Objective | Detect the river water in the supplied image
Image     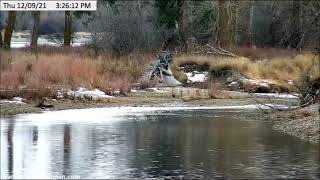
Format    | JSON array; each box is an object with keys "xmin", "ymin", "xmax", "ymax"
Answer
[{"xmin": 1, "ymin": 107, "xmax": 319, "ymax": 179}]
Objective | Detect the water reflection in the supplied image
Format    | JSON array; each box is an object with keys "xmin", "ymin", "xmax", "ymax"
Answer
[
  {"xmin": 32, "ymin": 127, "xmax": 38, "ymax": 145},
  {"xmin": 1, "ymin": 109, "xmax": 319, "ymax": 179},
  {"xmin": 7, "ymin": 120, "xmax": 14, "ymax": 178},
  {"xmin": 63, "ymin": 125, "xmax": 71, "ymax": 177}
]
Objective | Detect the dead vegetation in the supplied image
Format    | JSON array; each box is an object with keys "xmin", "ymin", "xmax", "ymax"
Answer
[
  {"xmin": 0, "ymin": 48, "xmax": 153, "ymax": 99},
  {"xmin": 207, "ymin": 81, "xmax": 228, "ymax": 99},
  {"xmin": 175, "ymin": 52, "xmax": 319, "ymax": 93},
  {"xmin": 1, "ymin": 47, "xmax": 318, "ymax": 102}
]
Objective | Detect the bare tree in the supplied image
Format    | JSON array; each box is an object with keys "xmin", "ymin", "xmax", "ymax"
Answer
[
  {"xmin": 217, "ymin": 0, "xmax": 236, "ymax": 49},
  {"xmin": 0, "ymin": 16, "xmax": 3, "ymax": 47},
  {"xmin": 30, "ymin": 11, "xmax": 40, "ymax": 48},
  {"xmin": 4, "ymin": 11, "xmax": 16, "ymax": 48},
  {"xmin": 64, "ymin": 11, "xmax": 72, "ymax": 47},
  {"xmin": 179, "ymin": 1, "xmax": 192, "ymax": 51},
  {"xmin": 86, "ymin": 1, "xmax": 160, "ymax": 55},
  {"xmin": 241, "ymin": 0, "xmax": 254, "ymax": 46}
]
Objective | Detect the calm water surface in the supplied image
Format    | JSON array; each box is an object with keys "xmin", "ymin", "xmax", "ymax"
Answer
[{"xmin": 1, "ymin": 107, "xmax": 319, "ymax": 179}]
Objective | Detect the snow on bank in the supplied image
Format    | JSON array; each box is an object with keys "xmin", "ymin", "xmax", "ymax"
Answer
[
  {"xmin": 185, "ymin": 71, "xmax": 208, "ymax": 83},
  {"xmin": 145, "ymin": 88, "xmax": 169, "ymax": 93},
  {"xmin": 0, "ymin": 97, "xmax": 26, "ymax": 104},
  {"xmin": 131, "ymin": 88, "xmax": 174, "ymax": 93},
  {"xmin": 66, "ymin": 87, "xmax": 114, "ymax": 99},
  {"xmin": 252, "ymin": 93, "xmax": 299, "ymax": 99},
  {"xmin": 227, "ymin": 76, "xmax": 275, "ymax": 89}
]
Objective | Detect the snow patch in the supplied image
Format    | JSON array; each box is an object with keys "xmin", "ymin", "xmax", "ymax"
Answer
[
  {"xmin": 67, "ymin": 87, "xmax": 114, "ymax": 99},
  {"xmin": 288, "ymin": 80, "xmax": 294, "ymax": 85},
  {"xmin": 252, "ymin": 93, "xmax": 299, "ymax": 99},
  {"xmin": 244, "ymin": 78, "xmax": 273, "ymax": 88},
  {"xmin": 186, "ymin": 71, "xmax": 208, "ymax": 83},
  {"xmin": 0, "ymin": 97, "xmax": 26, "ymax": 104}
]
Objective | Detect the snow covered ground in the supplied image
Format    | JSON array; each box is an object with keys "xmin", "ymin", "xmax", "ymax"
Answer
[
  {"xmin": 66, "ymin": 87, "xmax": 114, "ymax": 99},
  {"xmin": 10, "ymin": 34, "xmax": 91, "ymax": 48},
  {"xmin": 252, "ymin": 93, "xmax": 299, "ymax": 99},
  {"xmin": 0, "ymin": 97, "xmax": 26, "ymax": 104},
  {"xmin": 185, "ymin": 71, "xmax": 208, "ymax": 83}
]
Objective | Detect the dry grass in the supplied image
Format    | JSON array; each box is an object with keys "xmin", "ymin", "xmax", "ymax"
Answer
[
  {"xmin": 207, "ymin": 81, "xmax": 228, "ymax": 99},
  {"xmin": 175, "ymin": 53, "xmax": 319, "ymax": 92},
  {"xmin": 234, "ymin": 47, "xmax": 300, "ymax": 60},
  {"xmin": 172, "ymin": 65, "xmax": 188, "ymax": 84},
  {"xmin": 1, "ymin": 47, "xmax": 318, "ymax": 99},
  {"xmin": 0, "ymin": 49, "xmax": 153, "ymax": 99}
]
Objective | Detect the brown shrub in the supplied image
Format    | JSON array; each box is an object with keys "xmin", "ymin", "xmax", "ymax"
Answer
[
  {"xmin": 207, "ymin": 81, "xmax": 227, "ymax": 99},
  {"xmin": 0, "ymin": 49, "xmax": 154, "ymax": 99},
  {"xmin": 135, "ymin": 78, "xmax": 158, "ymax": 90},
  {"xmin": 0, "ymin": 70, "xmax": 20, "ymax": 90},
  {"xmin": 172, "ymin": 66, "xmax": 188, "ymax": 84},
  {"xmin": 234, "ymin": 47, "xmax": 301, "ymax": 60}
]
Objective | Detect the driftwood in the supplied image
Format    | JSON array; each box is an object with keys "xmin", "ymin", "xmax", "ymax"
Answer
[
  {"xmin": 296, "ymin": 55, "xmax": 320, "ymax": 107},
  {"xmin": 194, "ymin": 44, "xmax": 238, "ymax": 58},
  {"xmin": 144, "ymin": 51, "xmax": 182, "ymax": 86}
]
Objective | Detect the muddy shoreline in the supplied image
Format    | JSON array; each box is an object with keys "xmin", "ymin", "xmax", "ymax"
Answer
[{"xmin": 0, "ymin": 89, "xmax": 297, "ymax": 116}]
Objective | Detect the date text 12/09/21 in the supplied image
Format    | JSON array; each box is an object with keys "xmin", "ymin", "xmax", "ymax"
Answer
[{"xmin": 0, "ymin": 0, "xmax": 97, "ymax": 11}]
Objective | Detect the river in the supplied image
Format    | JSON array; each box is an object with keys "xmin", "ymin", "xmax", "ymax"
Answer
[{"xmin": 1, "ymin": 107, "xmax": 319, "ymax": 179}]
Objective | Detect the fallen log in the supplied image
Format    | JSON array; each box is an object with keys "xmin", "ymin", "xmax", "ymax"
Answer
[{"xmin": 205, "ymin": 44, "xmax": 238, "ymax": 58}]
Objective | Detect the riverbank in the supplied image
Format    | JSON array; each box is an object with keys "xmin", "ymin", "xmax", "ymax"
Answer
[
  {"xmin": 0, "ymin": 88, "xmax": 298, "ymax": 116},
  {"xmin": 269, "ymin": 104, "xmax": 319, "ymax": 144}
]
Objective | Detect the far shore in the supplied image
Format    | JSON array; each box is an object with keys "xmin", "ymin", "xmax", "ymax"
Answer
[{"xmin": 0, "ymin": 88, "xmax": 298, "ymax": 116}]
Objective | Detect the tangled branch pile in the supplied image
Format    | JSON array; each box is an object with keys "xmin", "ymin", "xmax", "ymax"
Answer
[{"xmin": 144, "ymin": 51, "xmax": 182, "ymax": 87}]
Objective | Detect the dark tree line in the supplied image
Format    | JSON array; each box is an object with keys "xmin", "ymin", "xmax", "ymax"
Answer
[{"xmin": 0, "ymin": 0, "xmax": 319, "ymax": 51}]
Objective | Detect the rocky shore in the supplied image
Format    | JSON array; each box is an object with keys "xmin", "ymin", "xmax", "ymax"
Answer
[{"xmin": 270, "ymin": 104, "xmax": 319, "ymax": 144}]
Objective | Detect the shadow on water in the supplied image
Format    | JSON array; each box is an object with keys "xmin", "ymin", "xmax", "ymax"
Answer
[{"xmin": 0, "ymin": 109, "xmax": 319, "ymax": 179}]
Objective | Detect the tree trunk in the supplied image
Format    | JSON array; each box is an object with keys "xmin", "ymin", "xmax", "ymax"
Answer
[
  {"xmin": 218, "ymin": 0, "xmax": 235, "ymax": 49},
  {"xmin": 4, "ymin": 11, "xmax": 17, "ymax": 48},
  {"xmin": 242, "ymin": 0, "xmax": 253, "ymax": 46},
  {"xmin": 231, "ymin": 1, "xmax": 238, "ymax": 46},
  {"xmin": 64, "ymin": 11, "xmax": 72, "ymax": 47},
  {"xmin": 289, "ymin": 0, "xmax": 303, "ymax": 49},
  {"xmin": 30, "ymin": 11, "xmax": 40, "ymax": 48},
  {"xmin": 179, "ymin": 1, "xmax": 192, "ymax": 51},
  {"xmin": 0, "ymin": 31, "xmax": 3, "ymax": 48},
  {"xmin": 0, "ymin": 20, "xmax": 2, "ymax": 47},
  {"xmin": 249, "ymin": 1, "xmax": 254, "ymax": 42}
]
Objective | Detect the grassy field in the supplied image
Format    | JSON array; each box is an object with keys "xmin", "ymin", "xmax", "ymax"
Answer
[{"xmin": 0, "ymin": 47, "xmax": 319, "ymax": 99}]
